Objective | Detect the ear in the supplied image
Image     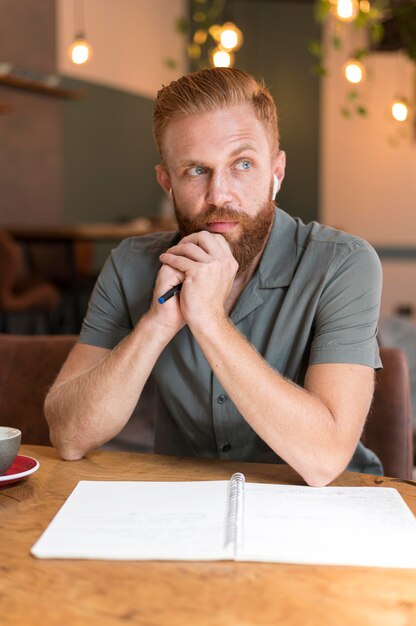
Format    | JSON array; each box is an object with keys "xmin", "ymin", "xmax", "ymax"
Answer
[
  {"xmin": 273, "ymin": 150, "xmax": 286, "ymax": 187},
  {"xmin": 155, "ymin": 164, "xmax": 171, "ymax": 195}
]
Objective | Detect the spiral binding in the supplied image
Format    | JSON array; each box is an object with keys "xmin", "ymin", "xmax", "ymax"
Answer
[{"xmin": 225, "ymin": 472, "xmax": 245, "ymax": 552}]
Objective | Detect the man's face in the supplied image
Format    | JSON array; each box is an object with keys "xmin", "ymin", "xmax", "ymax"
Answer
[{"xmin": 156, "ymin": 103, "xmax": 285, "ymax": 272}]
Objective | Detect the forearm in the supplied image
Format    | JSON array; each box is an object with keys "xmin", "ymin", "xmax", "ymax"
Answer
[
  {"xmin": 45, "ymin": 315, "xmax": 172, "ymax": 460},
  {"xmin": 191, "ymin": 316, "xmax": 356, "ymax": 487}
]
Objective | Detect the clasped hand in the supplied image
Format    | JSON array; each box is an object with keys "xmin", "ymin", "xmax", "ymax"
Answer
[{"xmin": 153, "ymin": 230, "xmax": 238, "ymax": 333}]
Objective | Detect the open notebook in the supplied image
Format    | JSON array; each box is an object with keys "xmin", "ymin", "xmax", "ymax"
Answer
[{"xmin": 31, "ymin": 473, "xmax": 416, "ymax": 568}]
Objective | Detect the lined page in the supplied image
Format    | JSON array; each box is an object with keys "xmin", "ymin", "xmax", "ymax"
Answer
[
  {"xmin": 237, "ymin": 484, "xmax": 416, "ymax": 568},
  {"xmin": 31, "ymin": 480, "xmax": 233, "ymax": 560}
]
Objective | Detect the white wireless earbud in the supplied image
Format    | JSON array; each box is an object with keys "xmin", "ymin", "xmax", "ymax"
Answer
[
  {"xmin": 168, "ymin": 188, "xmax": 173, "ymax": 200},
  {"xmin": 272, "ymin": 174, "xmax": 280, "ymax": 199}
]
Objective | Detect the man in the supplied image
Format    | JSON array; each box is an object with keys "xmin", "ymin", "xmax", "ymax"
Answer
[{"xmin": 45, "ymin": 68, "xmax": 382, "ymax": 486}]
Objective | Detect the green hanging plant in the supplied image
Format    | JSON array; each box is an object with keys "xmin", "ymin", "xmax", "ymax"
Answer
[{"xmin": 310, "ymin": 0, "xmax": 416, "ymax": 126}]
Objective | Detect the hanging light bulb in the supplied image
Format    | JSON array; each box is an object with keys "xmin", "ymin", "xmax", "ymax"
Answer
[
  {"xmin": 344, "ymin": 59, "xmax": 365, "ymax": 83},
  {"xmin": 211, "ymin": 47, "xmax": 234, "ymax": 68},
  {"xmin": 68, "ymin": 0, "xmax": 92, "ymax": 65},
  {"xmin": 193, "ymin": 29, "xmax": 208, "ymax": 45},
  {"xmin": 332, "ymin": 0, "xmax": 359, "ymax": 22},
  {"xmin": 359, "ymin": 0, "xmax": 371, "ymax": 13},
  {"xmin": 219, "ymin": 22, "xmax": 243, "ymax": 51},
  {"xmin": 69, "ymin": 35, "xmax": 92, "ymax": 65},
  {"xmin": 391, "ymin": 99, "xmax": 409, "ymax": 122},
  {"xmin": 208, "ymin": 24, "xmax": 223, "ymax": 43}
]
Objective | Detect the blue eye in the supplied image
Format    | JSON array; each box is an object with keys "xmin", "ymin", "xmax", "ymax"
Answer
[
  {"xmin": 235, "ymin": 160, "xmax": 252, "ymax": 171},
  {"xmin": 187, "ymin": 165, "xmax": 207, "ymax": 176}
]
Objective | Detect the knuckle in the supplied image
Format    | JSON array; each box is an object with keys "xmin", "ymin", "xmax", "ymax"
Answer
[{"xmin": 198, "ymin": 231, "xmax": 211, "ymax": 243}]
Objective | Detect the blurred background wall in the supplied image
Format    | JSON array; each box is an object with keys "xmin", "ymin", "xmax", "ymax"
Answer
[
  {"xmin": 0, "ymin": 0, "xmax": 63, "ymax": 225},
  {"xmin": 0, "ymin": 0, "xmax": 186, "ymax": 226},
  {"xmin": 321, "ymin": 19, "xmax": 416, "ymax": 318},
  {"xmin": 0, "ymin": 0, "xmax": 415, "ymax": 318}
]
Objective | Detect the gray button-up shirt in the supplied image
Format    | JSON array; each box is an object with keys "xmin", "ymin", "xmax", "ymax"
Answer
[{"xmin": 80, "ymin": 208, "xmax": 383, "ymax": 474}]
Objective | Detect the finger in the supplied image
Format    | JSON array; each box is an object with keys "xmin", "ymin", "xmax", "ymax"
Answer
[
  {"xmin": 159, "ymin": 252, "xmax": 197, "ymax": 275},
  {"xmin": 156, "ymin": 265, "xmax": 185, "ymax": 288},
  {"xmin": 162, "ymin": 242, "xmax": 210, "ymax": 263},
  {"xmin": 180, "ymin": 230, "xmax": 231, "ymax": 256}
]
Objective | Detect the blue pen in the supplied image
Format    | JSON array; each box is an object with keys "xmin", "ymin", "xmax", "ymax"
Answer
[{"xmin": 158, "ymin": 284, "xmax": 182, "ymax": 304}]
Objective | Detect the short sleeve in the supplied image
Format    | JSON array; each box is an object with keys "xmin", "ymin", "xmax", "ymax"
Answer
[
  {"xmin": 309, "ymin": 241, "xmax": 382, "ymax": 368},
  {"xmin": 79, "ymin": 247, "xmax": 132, "ymax": 349},
  {"xmin": 78, "ymin": 231, "xmax": 178, "ymax": 350}
]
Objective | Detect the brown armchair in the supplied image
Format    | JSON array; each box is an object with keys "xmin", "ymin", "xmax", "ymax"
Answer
[
  {"xmin": 0, "ymin": 334, "xmax": 77, "ymax": 445},
  {"xmin": 361, "ymin": 347, "xmax": 414, "ymax": 479},
  {"xmin": 0, "ymin": 337, "xmax": 413, "ymax": 477},
  {"xmin": 0, "ymin": 333, "xmax": 155, "ymax": 454}
]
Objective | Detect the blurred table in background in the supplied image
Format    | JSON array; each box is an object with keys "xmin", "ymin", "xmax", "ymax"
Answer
[
  {"xmin": 7, "ymin": 217, "xmax": 177, "ymax": 243},
  {"xmin": 6, "ymin": 218, "xmax": 177, "ymax": 332}
]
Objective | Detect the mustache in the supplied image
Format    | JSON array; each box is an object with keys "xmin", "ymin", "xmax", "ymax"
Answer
[{"xmin": 178, "ymin": 206, "xmax": 246, "ymax": 231}]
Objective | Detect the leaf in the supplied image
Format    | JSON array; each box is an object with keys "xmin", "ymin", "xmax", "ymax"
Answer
[
  {"xmin": 347, "ymin": 90, "xmax": 359, "ymax": 101},
  {"xmin": 367, "ymin": 7, "xmax": 383, "ymax": 22},
  {"xmin": 370, "ymin": 23, "xmax": 384, "ymax": 45},
  {"xmin": 308, "ymin": 39, "xmax": 323, "ymax": 57},
  {"xmin": 315, "ymin": 0, "xmax": 331, "ymax": 23},
  {"xmin": 356, "ymin": 105, "xmax": 367, "ymax": 116},
  {"xmin": 175, "ymin": 16, "xmax": 188, "ymax": 34},
  {"xmin": 311, "ymin": 63, "xmax": 327, "ymax": 77},
  {"xmin": 331, "ymin": 34, "xmax": 342, "ymax": 50},
  {"xmin": 353, "ymin": 47, "xmax": 369, "ymax": 60},
  {"xmin": 163, "ymin": 58, "xmax": 178, "ymax": 70},
  {"xmin": 354, "ymin": 12, "xmax": 369, "ymax": 29},
  {"xmin": 187, "ymin": 43, "xmax": 201, "ymax": 60}
]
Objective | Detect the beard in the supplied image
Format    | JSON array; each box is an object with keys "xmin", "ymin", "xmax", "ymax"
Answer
[{"xmin": 173, "ymin": 195, "xmax": 275, "ymax": 275}]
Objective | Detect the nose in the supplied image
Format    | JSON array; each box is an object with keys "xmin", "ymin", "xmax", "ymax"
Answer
[{"xmin": 205, "ymin": 171, "xmax": 234, "ymax": 207}]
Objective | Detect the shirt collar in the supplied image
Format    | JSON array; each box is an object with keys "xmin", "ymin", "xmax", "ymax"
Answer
[{"xmin": 257, "ymin": 207, "xmax": 297, "ymax": 288}]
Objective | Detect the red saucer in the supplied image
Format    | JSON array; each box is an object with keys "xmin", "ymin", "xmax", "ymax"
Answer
[{"xmin": 0, "ymin": 455, "xmax": 40, "ymax": 487}]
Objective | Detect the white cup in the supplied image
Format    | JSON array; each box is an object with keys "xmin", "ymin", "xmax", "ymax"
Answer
[{"xmin": 0, "ymin": 427, "xmax": 22, "ymax": 474}]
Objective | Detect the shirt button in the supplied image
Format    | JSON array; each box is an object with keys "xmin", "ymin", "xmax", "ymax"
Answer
[
  {"xmin": 217, "ymin": 394, "xmax": 226, "ymax": 404},
  {"xmin": 222, "ymin": 443, "xmax": 232, "ymax": 452}
]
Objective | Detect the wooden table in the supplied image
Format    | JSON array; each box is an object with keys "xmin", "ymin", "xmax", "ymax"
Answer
[{"xmin": 1, "ymin": 445, "xmax": 416, "ymax": 626}]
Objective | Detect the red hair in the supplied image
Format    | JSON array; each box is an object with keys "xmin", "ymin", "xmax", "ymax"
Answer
[{"xmin": 153, "ymin": 67, "xmax": 279, "ymax": 161}]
